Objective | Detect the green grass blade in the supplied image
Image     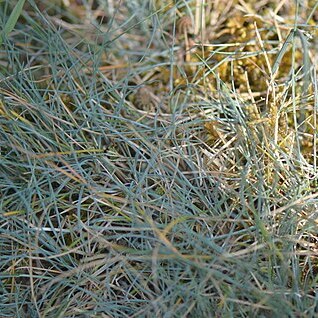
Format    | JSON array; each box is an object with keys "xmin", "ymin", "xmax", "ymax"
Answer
[
  {"xmin": 271, "ymin": 30, "xmax": 294, "ymax": 76},
  {"xmin": 0, "ymin": 0, "xmax": 26, "ymax": 45}
]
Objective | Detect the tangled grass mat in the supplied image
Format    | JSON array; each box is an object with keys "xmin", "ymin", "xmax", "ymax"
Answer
[{"xmin": 1, "ymin": 1, "xmax": 318, "ymax": 317}]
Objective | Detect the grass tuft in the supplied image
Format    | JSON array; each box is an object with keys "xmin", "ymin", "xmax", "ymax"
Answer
[{"xmin": 1, "ymin": 0, "xmax": 318, "ymax": 317}]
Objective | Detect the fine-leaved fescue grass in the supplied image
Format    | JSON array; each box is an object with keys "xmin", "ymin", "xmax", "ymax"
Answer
[{"xmin": 1, "ymin": 0, "xmax": 318, "ymax": 317}]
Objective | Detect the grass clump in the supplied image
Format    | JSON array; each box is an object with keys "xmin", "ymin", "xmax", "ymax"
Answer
[{"xmin": 1, "ymin": 0, "xmax": 318, "ymax": 317}]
